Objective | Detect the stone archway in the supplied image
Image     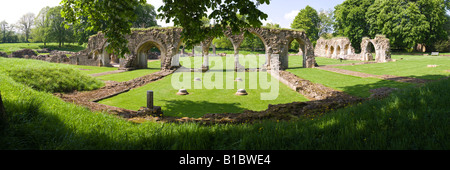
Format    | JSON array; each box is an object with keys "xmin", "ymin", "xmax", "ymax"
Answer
[
  {"xmin": 329, "ymin": 46, "xmax": 335, "ymax": 58},
  {"xmin": 336, "ymin": 45, "xmax": 341, "ymax": 59},
  {"xmin": 80, "ymin": 27, "xmax": 315, "ymax": 71},
  {"xmin": 344, "ymin": 44, "xmax": 350, "ymax": 55},
  {"xmin": 360, "ymin": 36, "xmax": 391, "ymax": 62},
  {"xmin": 134, "ymin": 40, "xmax": 167, "ymax": 69}
]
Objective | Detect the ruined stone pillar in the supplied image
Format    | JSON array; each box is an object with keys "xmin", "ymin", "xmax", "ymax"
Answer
[
  {"xmin": 280, "ymin": 44, "xmax": 290, "ymax": 70},
  {"xmin": 201, "ymin": 42, "xmax": 210, "ymax": 71},
  {"xmin": 147, "ymin": 90, "xmax": 154, "ymax": 109},
  {"xmin": 101, "ymin": 50, "xmax": 112, "ymax": 67}
]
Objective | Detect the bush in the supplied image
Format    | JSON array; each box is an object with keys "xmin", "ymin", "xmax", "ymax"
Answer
[{"xmin": 434, "ymin": 40, "xmax": 450, "ymax": 52}]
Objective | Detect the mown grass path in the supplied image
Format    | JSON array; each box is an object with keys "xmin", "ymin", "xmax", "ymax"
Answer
[{"xmin": 317, "ymin": 63, "xmax": 432, "ymax": 84}]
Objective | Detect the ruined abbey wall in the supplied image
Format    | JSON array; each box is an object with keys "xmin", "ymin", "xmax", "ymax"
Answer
[
  {"xmin": 73, "ymin": 27, "xmax": 316, "ymax": 71},
  {"xmin": 314, "ymin": 35, "xmax": 391, "ymax": 62}
]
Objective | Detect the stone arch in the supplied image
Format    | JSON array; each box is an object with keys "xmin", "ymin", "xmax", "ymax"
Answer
[
  {"xmin": 336, "ymin": 45, "xmax": 341, "ymax": 59},
  {"xmin": 134, "ymin": 38, "xmax": 167, "ymax": 69},
  {"xmin": 361, "ymin": 39, "xmax": 375, "ymax": 61},
  {"xmin": 329, "ymin": 46, "xmax": 335, "ymax": 58},
  {"xmin": 286, "ymin": 37, "xmax": 307, "ymax": 68},
  {"xmin": 344, "ymin": 44, "xmax": 350, "ymax": 55},
  {"xmin": 243, "ymin": 30, "xmax": 269, "ymax": 69}
]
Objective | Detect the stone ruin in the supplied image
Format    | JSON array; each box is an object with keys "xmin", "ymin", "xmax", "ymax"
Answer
[
  {"xmin": 314, "ymin": 35, "xmax": 391, "ymax": 62},
  {"xmin": 1, "ymin": 48, "xmax": 77, "ymax": 64},
  {"xmin": 3, "ymin": 27, "xmax": 319, "ymax": 71},
  {"xmin": 78, "ymin": 27, "xmax": 317, "ymax": 71}
]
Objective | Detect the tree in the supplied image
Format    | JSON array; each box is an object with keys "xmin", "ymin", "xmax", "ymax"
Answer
[
  {"xmin": 318, "ymin": 9, "xmax": 334, "ymax": 37},
  {"xmin": 334, "ymin": 0, "xmax": 374, "ymax": 52},
  {"xmin": 158, "ymin": 0, "xmax": 270, "ymax": 48},
  {"xmin": 17, "ymin": 13, "xmax": 35, "ymax": 42},
  {"xmin": 72, "ymin": 16, "xmax": 98, "ymax": 45},
  {"xmin": 365, "ymin": 0, "xmax": 448, "ymax": 51},
  {"xmin": 61, "ymin": 0, "xmax": 269, "ymax": 56},
  {"xmin": 0, "ymin": 21, "xmax": 7, "ymax": 43},
  {"xmin": 212, "ymin": 36, "xmax": 233, "ymax": 49},
  {"xmin": 132, "ymin": 3, "xmax": 158, "ymax": 28},
  {"xmin": 48, "ymin": 6, "xmax": 73, "ymax": 47},
  {"xmin": 32, "ymin": 7, "xmax": 51, "ymax": 46},
  {"xmin": 416, "ymin": 0, "xmax": 448, "ymax": 51},
  {"xmin": 290, "ymin": 5, "xmax": 320, "ymax": 45},
  {"xmin": 61, "ymin": 0, "xmax": 147, "ymax": 56}
]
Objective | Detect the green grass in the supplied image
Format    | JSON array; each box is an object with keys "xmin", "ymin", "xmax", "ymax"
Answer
[
  {"xmin": 0, "ymin": 58, "xmax": 104, "ymax": 93},
  {"xmin": 1, "ymin": 51, "xmax": 449, "ymax": 150},
  {"xmin": 179, "ymin": 55, "xmax": 267, "ymax": 69},
  {"xmin": 71, "ymin": 65, "xmax": 118, "ymax": 75},
  {"xmin": 1, "ymin": 63, "xmax": 449, "ymax": 149},
  {"xmin": 335, "ymin": 55, "xmax": 450, "ymax": 80},
  {"xmin": 95, "ymin": 60, "xmax": 162, "ymax": 82},
  {"xmin": 0, "ymin": 43, "xmax": 86, "ymax": 55},
  {"xmin": 98, "ymin": 71, "xmax": 309, "ymax": 118},
  {"xmin": 288, "ymin": 55, "xmax": 361, "ymax": 68},
  {"xmin": 286, "ymin": 67, "xmax": 414, "ymax": 97}
]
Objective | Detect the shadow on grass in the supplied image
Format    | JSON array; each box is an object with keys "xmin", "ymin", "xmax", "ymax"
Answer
[
  {"xmin": 161, "ymin": 99, "xmax": 246, "ymax": 118},
  {"xmin": 407, "ymin": 74, "xmax": 449, "ymax": 80},
  {"xmin": 341, "ymin": 74, "xmax": 449, "ymax": 98}
]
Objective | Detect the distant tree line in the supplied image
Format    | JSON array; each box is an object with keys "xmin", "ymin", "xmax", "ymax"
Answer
[{"xmin": 0, "ymin": 3, "xmax": 158, "ymax": 47}]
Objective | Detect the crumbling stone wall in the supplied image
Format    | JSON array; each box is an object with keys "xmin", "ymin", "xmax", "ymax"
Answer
[
  {"xmin": 84, "ymin": 27, "xmax": 316, "ymax": 71},
  {"xmin": 315, "ymin": 37, "xmax": 358, "ymax": 60},
  {"xmin": 314, "ymin": 35, "xmax": 391, "ymax": 62},
  {"xmin": 8, "ymin": 49, "xmax": 37, "ymax": 58},
  {"xmin": 360, "ymin": 36, "xmax": 391, "ymax": 62}
]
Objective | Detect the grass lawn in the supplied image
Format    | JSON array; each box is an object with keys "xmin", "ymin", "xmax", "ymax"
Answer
[
  {"xmin": 288, "ymin": 55, "xmax": 361, "ymax": 68},
  {"xmin": 179, "ymin": 55, "xmax": 267, "ymax": 69},
  {"xmin": 72, "ymin": 65, "xmax": 119, "ymax": 75},
  {"xmin": 98, "ymin": 71, "xmax": 309, "ymax": 118},
  {"xmin": 1, "ymin": 53, "xmax": 449, "ymax": 150},
  {"xmin": 1, "ymin": 61, "xmax": 449, "ymax": 149},
  {"xmin": 286, "ymin": 68, "xmax": 414, "ymax": 97},
  {"xmin": 95, "ymin": 60, "xmax": 162, "ymax": 82},
  {"xmin": 335, "ymin": 55, "xmax": 450, "ymax": 80},
  {"xmin": 0, "ymin": 43, "xmax": 86, "ymax": 54}
]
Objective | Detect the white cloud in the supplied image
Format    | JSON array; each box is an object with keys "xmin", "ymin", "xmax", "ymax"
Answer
[{"xmin": 284, "ymin": 10, "xmax": 299, "ymax": 20}]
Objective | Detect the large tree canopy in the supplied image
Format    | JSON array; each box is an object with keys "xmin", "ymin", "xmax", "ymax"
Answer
[
  {"xmin": 132, "ymin": 3, "xmax": 158, "ymax": 28},
  {"xmin": 290, "ymin": 5, "xmax": 320, "ymax": 45},
  {"xmin": 61, "ymin": 0, "xmax": 146, "ymax": 56},
  {"xmin": 335, "ymin": 0, "xmax": 448, "ymax": 52},
  {"xmin": 157, "ymin": 0, "xmax": 269, "ymax": 48},
  {"xmin": 334, "ymin": 0, "xmax": 374, "ymax": 52},
  {"xmin": 62, "ymin": 0, "xmax": 270, "ymax": 56}
]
